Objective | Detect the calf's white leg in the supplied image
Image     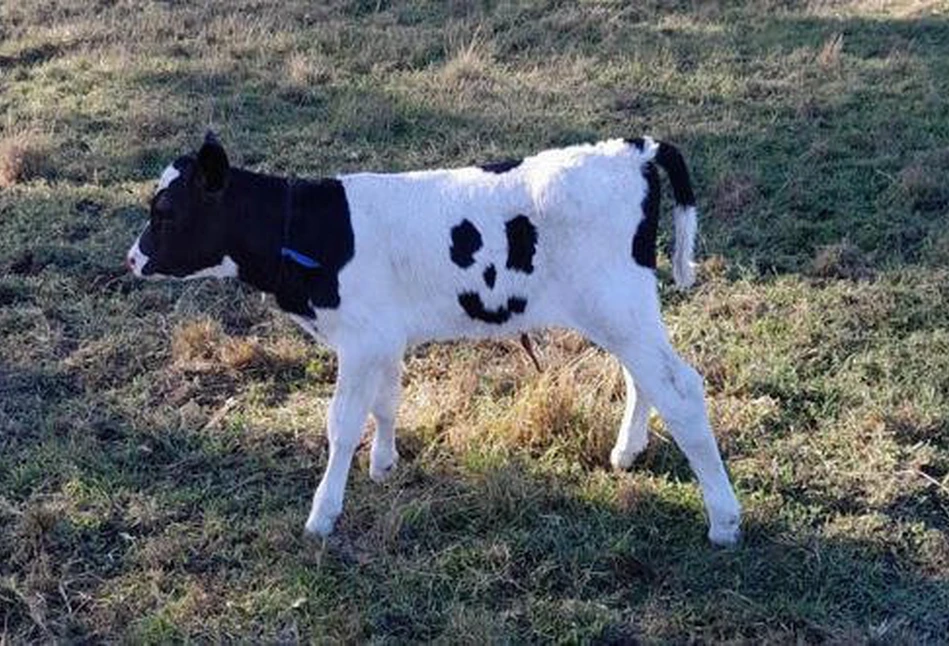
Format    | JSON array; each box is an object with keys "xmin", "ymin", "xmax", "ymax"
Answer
[
  {"xmin": 575, "ymin": 285, "xmax": 741, "ymax": 545},
  {"xmin": 305, "ymin": 346, "xmax": 397, "ymax": 536},
  {"xmin": 628, "ymin": 341, "xmax": 740, "ymax": 545},
  {"xmin": 369, "ymin": 357, "xmax": 403, "ymax": 483},
  {"xmin": 610, "ymin": 368, "xmax": 651, "ymax": 469}
]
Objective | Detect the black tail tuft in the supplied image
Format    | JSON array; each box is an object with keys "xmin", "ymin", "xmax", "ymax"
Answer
[
  {"xmin": 654, "ymin": 141, "xmax": 696, "ymax": 208},
  {"xmin": 627, "ymin": 137, "xmax": 700, "ymax": 289}
]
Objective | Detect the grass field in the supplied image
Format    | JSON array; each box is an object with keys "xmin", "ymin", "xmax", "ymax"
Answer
[{"xmin": 2, "ymin": 0, "xmax": 949, "ymax": 642}]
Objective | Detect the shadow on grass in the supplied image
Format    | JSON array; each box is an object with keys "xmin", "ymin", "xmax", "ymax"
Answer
[
  {"xmin": 3, "ymin": 4, "xmax": 949, "ymax": 642},
  {"xmin": 2, "ymin": 366, "xmax": 947, "ymax": 642}
]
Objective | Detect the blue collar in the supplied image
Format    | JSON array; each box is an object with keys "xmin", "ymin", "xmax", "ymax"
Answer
[{"xmin": 281, "ymin": 246, "xmax": 319, "ymax": 269}]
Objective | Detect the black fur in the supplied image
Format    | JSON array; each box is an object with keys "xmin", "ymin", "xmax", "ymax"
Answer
[
  {"xmin": 483, "ymin": 264, "xmax": 497, "ymax": 289},
  {"xmin": 632, "ymin": 162, "xmax": 660, "ymax": 269},
  {"xmin": 450, "ymin": 219, "xmax": 483, "ymax": 268},
  {"xmin": 139, "ymin": 146, "xmax": 355, "ymax": 319},
  {"xmin": 458, "ymin": 292, "xmax": 527, "ymax": 324},
  {"xmin": 654, "ymin": 141, "xmax": 696, "ymax": 207},
  {"xmin": 504, "ymin": 215, "xmax": 537, "ymax": 274},
  {"xmin": 271, "ymin": 179, "xmax": 354, "ymax": 316},
  {"xmin": 480, "ymin": 159, "xmax": 522, "ymax": 174}
]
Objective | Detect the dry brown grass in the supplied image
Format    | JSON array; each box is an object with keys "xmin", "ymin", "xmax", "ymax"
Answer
[
  {"xmin": 810, "ymin": 241, "xmax": 873, "ymax": 280},
  {"xmin": 818, "ymin": 33, "xmax": 845, "ymax": 68},
  {"xmin": 899, "ymin": 149, "xmax": 949, "ymax": 214},
  {"xmin": 710, "ymin": 173, "xmax": 759, "ymax": 220},
  {"xmin": 171, "ymin": 317, "xmax": 306, "ymax": 374},
  {"xmin": 0, "ymin": 132, "xmax": 51, "ymax": 187},
  {"xmin": 439, "ymin": 27, "xmax": 496, "ymax": 87}
]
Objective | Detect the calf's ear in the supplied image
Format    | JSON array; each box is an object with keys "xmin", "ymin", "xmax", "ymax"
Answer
[{"xmin": 196, "ymin": 131, "xmax": 230, "ymax": 193}]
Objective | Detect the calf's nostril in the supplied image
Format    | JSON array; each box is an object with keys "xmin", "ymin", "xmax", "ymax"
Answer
[{"xmin": 127, "ymin": 256, "xmax": 136, "ymax": 269}]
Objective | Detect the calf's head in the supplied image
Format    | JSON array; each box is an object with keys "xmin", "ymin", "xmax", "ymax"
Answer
[{"xmin": 127, "ymin": 132, "xmax": 237, "ymax": 279}]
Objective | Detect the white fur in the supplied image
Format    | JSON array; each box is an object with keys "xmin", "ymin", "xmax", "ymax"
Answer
[
  {"xmin": 294, "ymin": 138, "xmax": 739, "ymax": 545},
  {"xmin": 158, "ymin": 164, "xmax": 180, "ymax": 190},
  {"xmin": 127, "ymin": 238, "xmax": 150, "ymax": 277},
  {"xmin": 127, "ymin": 237, "xmax": 238, "ymax": 280},
  {"xmin": 673, "ymin": 205, "xmax": 697, "ymax": 289},
  {"xmin": 185, "ymin": 256, "xmax": 239, "ymax": 279}
]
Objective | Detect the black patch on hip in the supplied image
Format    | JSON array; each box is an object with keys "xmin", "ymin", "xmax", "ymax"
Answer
[
  {"xmin": 632, "ymin": 162, "xmax": 660, "ymax": 269},
  {"xmin": 504, "ymin": 215, "xmax": 537, "ymax": 274},
  {"xmin": 480, "ymin": 159, "xmax": 522, "ymax": 174},
  {"xmin": 450, "ymin": 219, "xmax": 482, "ymax": 268},
  {"xmin": 458, "ymin": 292, "xmax": 527, "ymax": 324}
]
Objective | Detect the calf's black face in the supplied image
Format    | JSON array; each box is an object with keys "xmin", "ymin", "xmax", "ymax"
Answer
[{"xmin": 127, "ymin": 134, "xmax": 235, "ymax": 279}]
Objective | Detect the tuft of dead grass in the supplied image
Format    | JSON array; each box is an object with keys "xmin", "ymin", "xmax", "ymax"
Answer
[
  {"xmin": 817, "ymin": 32, "xmax": 844, "ymax": 68},
  {"xmin": 710, "ymin": 173, "xmax": 758, "ymax": 220},
  {"xmin": 285, "ymin": 51, "xmax": 333, "ymax": 87},
  {"xmin": 440, "ymin": 27, "xmax": 496, "ymax": 87},
  {"xmin": 0, "ymin": 132, "xmax": 51, "ymax": 187},
  {"xmin": 810, "ymin": 241, "xmax": 873, "ymax": 281},
  {"xmin": 171, "ymin": 317, "xmax": 306, "ymax": 374},
  {"xmin": 898, "ymin": 149, "xmax": 949, "ymax": 214}
]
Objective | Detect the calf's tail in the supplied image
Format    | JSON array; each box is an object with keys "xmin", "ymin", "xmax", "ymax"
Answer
[{"xmin": 653, "ymin": 140, "xmax": 698, "ymax": 289}]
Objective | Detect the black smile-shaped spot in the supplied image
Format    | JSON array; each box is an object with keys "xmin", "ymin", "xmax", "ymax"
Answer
[{"xmin": 458, "ymin": 292, "xmax": 527, "ymax": 324}]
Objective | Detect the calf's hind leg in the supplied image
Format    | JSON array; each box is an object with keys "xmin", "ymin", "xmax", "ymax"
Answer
[
  {"xmin": 610, "ymin": 368, "xmax": 651, "ymax": 470},
  {"xmin": 620, "ymin": 336, "xmax": 740, "ymax": 545},
  {"xmin": 577, "ymin": 293, "xmax": 740, "ymax": 545}
]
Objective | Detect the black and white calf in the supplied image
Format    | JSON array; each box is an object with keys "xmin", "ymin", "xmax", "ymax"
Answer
[{"xmin": 127, "ymin": 133, "xmax": 741, "ymax": 545}]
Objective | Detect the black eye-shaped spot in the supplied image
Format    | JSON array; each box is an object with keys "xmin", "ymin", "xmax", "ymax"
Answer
[
  {"xmin": 450, "ymin": 219, "xmax": 482, "ymax": 268},
  {"xmin": 505, "ymin": 215, "xmax": 537, "ymax": 274}
]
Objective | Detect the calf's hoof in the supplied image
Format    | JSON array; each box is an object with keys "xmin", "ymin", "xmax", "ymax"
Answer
[
  {"xmin": 304, "ymin": 507, "xmax": 339, "ymax": 537},
  {"xmin": 609, "ymin": 445, "xmax": 645, "ymax": 471},
  {"xmin": 369, "ymin": 449, "xmax": 399, "ymax": 483},
  {"xmin": 708, "ymin": 515, "xmax": 742, "ymax": 547}
]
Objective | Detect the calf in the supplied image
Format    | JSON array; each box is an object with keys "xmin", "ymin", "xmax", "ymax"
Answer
[{"xmin": 127, "ymin": 133, "xmax": 741, "ymax": 545}]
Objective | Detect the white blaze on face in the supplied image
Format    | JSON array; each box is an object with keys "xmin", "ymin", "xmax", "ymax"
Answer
[
  {"xmin": 126, "ymin": 164, "xmax": 180, "ymax": 276},
  {"xmin": 127, "ymin": 234, "xmax": 150, "ymax": 278},
  {"xmin": 158, "ymin": 163, "xmax": 181, "ymax": 191}
]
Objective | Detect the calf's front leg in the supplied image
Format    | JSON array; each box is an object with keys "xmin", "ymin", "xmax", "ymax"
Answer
[
  {"xmin": 305, "ymin": 345, "xmax": 398, "ymax": 536},
  {"xmin": 369, "ymin": 357, "xmax": 403, "ymax": 483}
]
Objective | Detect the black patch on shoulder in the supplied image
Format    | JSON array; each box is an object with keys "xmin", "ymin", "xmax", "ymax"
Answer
[
  {"xmin": 625, "ymin": 137, "xmax": 646, "ymax": 152},
  {"xmin": 483, "ymin": 264, "xmax": 497, "ymax": 289},
  {"xmin": 458, "ymin": 292, "xmax": 528, "ymax": 325},
  {"xmin": 505, "ymin": 215, "xmax": 537, "ymax": 274},
  {"xmin": 273, "ymin": 178, "xmax": 354, "ymax": 316},
  {"xmin": 480, "ymin": 159, "xmax": 522, "ymax": 174},
  {"xmin": 450, "ymin": 219, "xmax": 482, "ymax": 268},
  {"xmin": 632, "ymin": 162, "xmax": 660, "ymax": 269}
]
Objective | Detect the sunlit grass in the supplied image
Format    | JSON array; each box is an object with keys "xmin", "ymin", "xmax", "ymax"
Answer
[{"xmin": 1, "ymin": 0, "xmax": 948, "ymax": 641}]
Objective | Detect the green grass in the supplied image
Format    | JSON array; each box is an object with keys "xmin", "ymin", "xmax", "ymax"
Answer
[{"xmin": 2, "ymin": 0, "xmax": 949, "ymax": 641}]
